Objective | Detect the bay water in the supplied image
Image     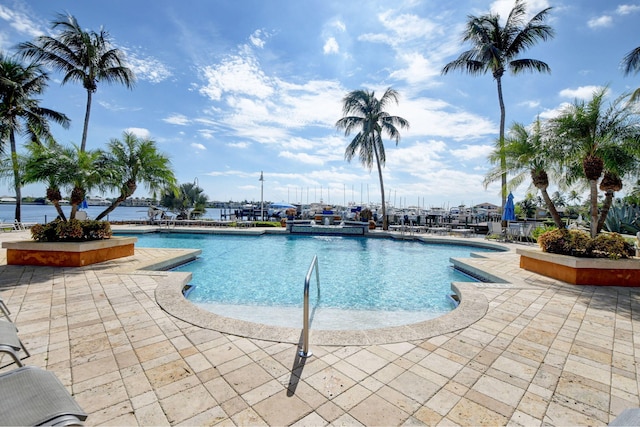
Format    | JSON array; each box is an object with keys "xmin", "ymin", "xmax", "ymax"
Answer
[{"xmin": 0, "ymin": 204, "xmax": 227, "ymax": 224}]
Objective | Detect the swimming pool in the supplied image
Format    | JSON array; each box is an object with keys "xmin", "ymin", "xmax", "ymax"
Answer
[{"xmin": 132, "ymin": 233, "xmax": 495, "ymax": 329}]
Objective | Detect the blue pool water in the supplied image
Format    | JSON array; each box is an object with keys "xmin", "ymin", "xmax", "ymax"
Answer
[{"xmin": 131, "ymin": 233, "xmax": 494, "ymax": 329}]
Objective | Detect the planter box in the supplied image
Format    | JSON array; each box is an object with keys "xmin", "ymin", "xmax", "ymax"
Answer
[
  {"xmin": 517, "ymin": 248, "xmax": 640, "ymax": 286},
  {"xmin": 2, "ymin": 237, "xmax": 137, "ymax": 267}
]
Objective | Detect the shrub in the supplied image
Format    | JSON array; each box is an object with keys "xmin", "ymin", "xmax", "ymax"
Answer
[
  {"xmin": 537, "ymin": 228, "xmax": 572, "ymax": 254},
  {"xmin": 588, "ymin": 233, "xmax": 634, "ymax": 259},
  {"xmin": 30, "ymin": 219, "xmax": 112, "ymax": 242},
  {"xmin": 537, "ymin": 229, "xmax": 634, "ymax": 259}
]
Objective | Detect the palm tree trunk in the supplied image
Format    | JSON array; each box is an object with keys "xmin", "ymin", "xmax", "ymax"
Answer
[
  {"xmin": 373, "ymin": 143, "xmax": 387, "ymax": 230},
  {"xmin": 9, "ymin": 132, "xmax": 21, "ymax": 222},
  {"xmin": 495, "ymin": 76, "xmax": 507, "ymax": 226},
  {"xmin": 52, "ymin": 201, "xmax": 67, "ymax": 221},
  {"xmin": 81, "ymin": 89, "xmax": 93, "ymax": 152},
  {"xmin": 596, "ymin": 190, "xmax": 615, "ymax": 233},
  {"xmin": 589, "ymin": 179, "xmax": 598, "ymax": 238},
  {"xmin": 539, "ymin": 188, "xmax": 564, "ymax": 229},
  {"xmin": 95, "ymin": 197, "xmax": 126, "ymax": 221}
]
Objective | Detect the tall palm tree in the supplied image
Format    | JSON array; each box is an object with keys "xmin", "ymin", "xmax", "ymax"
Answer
[
  {"xmin": 335, "ymin": 88, "xmax": 409, "ymax": 230},
  {"xmin": 17, "ymin": 13, "xmax": 135, "ymax": 152},
  {"xmin": 94, "ymin": 132, "xmax": 177, "ymax": 220},
  {"xmin": 548, "ymin": 88, "xmax": 640, "ymax": 237},
  {"xmin": 484, "ymin": 118, "xmax": 564, "ymax": 228},
  {"xmin": 0, "ymin": 53, "xmax": 70, "ymax": 221},
  {"xmin": 442, "ymin": 0, "xmax": 554, "ymax": 213},
  {"xmin": 622, "ymin": 45, "xmax": 640, "ymax": 102}
]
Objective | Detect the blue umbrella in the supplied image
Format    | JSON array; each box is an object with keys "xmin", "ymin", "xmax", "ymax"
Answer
[
  {"xmin": 502, "ymin": 192, "xmax": 516, "ymax": 221},
  {"xmin": 80, "ymin": 198, "xmax": 88, "ymax": 210}
]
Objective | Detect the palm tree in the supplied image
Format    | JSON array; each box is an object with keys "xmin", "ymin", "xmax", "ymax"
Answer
[
  {"xmin": 17, "ymin": 13, "xmax": 135, "ymax": 152},
  {"xmin": 484, "ymin": 119, "xmax": 564, "ymax": 228},
  {"xmin": 551, "ymin": 191, "xmax": 566, "ymax": 208},
  {"xmin": 94, "ymin": 132, "xmax": 177, "ymax": 220},
  {"xmin": 547, "ymin": 88, "xmax": 640, "ymax": 237},
  {"xmin": 0, "ymin": 53, "xmax": 70, "ymax": 221},
  {"xmin": 621, "ymin": 45, "xmax": 640, "ymax": 102},
  {"xmin": 567, "ymin": 189, "xmax": 582, "ymax": 205},
  {"xmin": 160, "ymin": 182, "xmax": 207, "ymax": 220},
  {"xmin": 442, "ymin": 0, "xmax": 554, "ymax": 213},
  {"xmin": 23, "ymin": 140, "xmax": 104, "ymax": 220},
  {"xmin": 335, "ymin": 88, "xmax": 409, "ymax": 230},
  {"xmin": 517, "ymin": 193, "xmax": 537, "ymax": 219}
]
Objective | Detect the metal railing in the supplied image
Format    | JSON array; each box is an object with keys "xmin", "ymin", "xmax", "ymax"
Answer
[{"xmin": 299, "ymin": 255, "xmax": 320, "ymax": 358}]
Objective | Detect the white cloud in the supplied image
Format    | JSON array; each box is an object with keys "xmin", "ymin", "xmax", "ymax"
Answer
[
  {"xmin": 97, "ymin": 100, "xmax": 129, "ymax": 111},
  {"xmin": 450, "ymin": 144, "xmax": 493, "ymax": 161},
  {"xmin": 332, "ymin": 20, "xmax": 346, "ymax": 32},
  {"xmin": 125, "ymin": 127, "xmax": 151, "ymax": 139},
  {"xmin": 559, "ymin": 85, "xmax": 606, "ymax": 100},
  {"xmin": 191, "ymin": 143, "xmax": 206, "ymax": 150},
  {"xmin": 279, "ymin": 151, "xmax": 325, "ymax": 165},
  {"xmin": 227, "ymin": 141, "xmax": 249, "ymax": 148},
  {"xmin": 389, "ymin": 52, "xmax": 440, "ymax": 85},
  {"xmin": 587, "ymin": 15, "xmax": 613, "ymax": 29},
  {"xmin": 163, "ymin": 114, "xmax": 190, "ymax": 125},
  {"xmin": 123, "ymin": 50, "xmax": 172, "ymax": 84},
  {"xmin": 518, "ymin": 100, "xmax": 541, "ymax": 109},
  {"xmin": 323, "ymin": 37, "xmax": 339, "ymax": 54},
  {"xmin": 490, "ymin": 0, "xmax": 551, "ymax": 22},
  {"xmin": 616, "ymin": 5, "xmax": 640, "ymax": 15},
  {"xmin": 249, "ymin": 29, "xmax": 267, "ymax": 48},
  {"xmin": 538, "ymin": 102, "xmax": 571, "ymax": 120},
  {"xmin": 400, "ymin": 97, "xmax": 496, "ymax": 140},
  {"xmin": 359, "ymin": 11, "xmax": 441, "ymax": 47},
  {"xmin": 199, "ymin": 53, "xmax": 274, "ymax": 101},
  {"xmin": 0, "ymin": 4, "xmax": 43, "ymax": 38}
]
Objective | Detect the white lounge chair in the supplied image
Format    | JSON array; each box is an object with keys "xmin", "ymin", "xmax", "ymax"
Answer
[{"xmin": 0, "ymin": 366, "xmax": 87, "ymax": 426}]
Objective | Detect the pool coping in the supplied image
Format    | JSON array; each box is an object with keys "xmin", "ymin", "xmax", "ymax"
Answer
[{"xmin": 138, "ymin": 227, "xmax": 513, "ymax": 346}]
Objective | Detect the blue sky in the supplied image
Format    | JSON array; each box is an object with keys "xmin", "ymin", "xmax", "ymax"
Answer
[{"xmin": 1, "ymin": 0, "xmax": 639, "ymax": 209}]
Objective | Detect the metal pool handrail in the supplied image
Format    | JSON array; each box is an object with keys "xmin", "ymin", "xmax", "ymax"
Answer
[{"xmin": 299, "ymin": 255, "xmax": 320, "ymax": 358}]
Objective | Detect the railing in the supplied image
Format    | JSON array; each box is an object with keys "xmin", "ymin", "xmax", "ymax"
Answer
[{"xmin": 299, "ymin": 255, "xmax": 320, "ymax": 358}]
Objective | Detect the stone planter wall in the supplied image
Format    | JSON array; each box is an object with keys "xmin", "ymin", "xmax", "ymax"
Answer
[
  {"xmin": 2, "ymin": 236, "xmax": 137, "ymax": 267},
  {"xmin": 517, "ymin": 248, "xmax": 640, "ymax": 286}
]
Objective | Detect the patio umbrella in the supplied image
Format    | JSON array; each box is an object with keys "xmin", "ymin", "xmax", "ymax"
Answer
[
  {"xmin": 80, "ymin": 198, "xmax": 88, "ymax": 210},
  {"xmin": 502, "ymin": 193, "xmax": 516, "ymax": 222}
]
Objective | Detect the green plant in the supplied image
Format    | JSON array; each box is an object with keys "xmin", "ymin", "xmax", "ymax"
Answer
[
  {"xmin": 537, "ymin": 228, "xmax": 573, "ymax": 254},
  {"xmin": 588, "ymin": 233, "xmax": 634, "ymax": 259},
  {"xmin": 253, "ymin": 221, "xmax": 281, "ymax": 228},
  {"xmin": 531, "ymin": 224, "xmax": 556, "ymax": 242},
  {"xmin": 603, "ymin": 201, "xmax": 640, "ymax": 234},
  {"xmin": 537, "ymin": 229, "xmax": 634, "ymax": 259},
  {"xmin": 30, "ymin": 219, "xmax": 112, "ymax": 242}
]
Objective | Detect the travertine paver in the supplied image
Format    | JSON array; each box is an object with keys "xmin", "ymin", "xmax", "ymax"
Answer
[{"xmin": 0, "ymin": 228, "xmax": 639, "ymax": 426}]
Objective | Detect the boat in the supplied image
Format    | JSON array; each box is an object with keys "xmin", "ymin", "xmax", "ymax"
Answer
[{"xmin": 86, "ymin": 196, "xmax": 111, "ymax": 206}]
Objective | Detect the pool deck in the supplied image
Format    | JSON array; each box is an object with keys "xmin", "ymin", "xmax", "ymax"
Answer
[{"xmin": 0, "ymin": 226, "xmax": 639, "ymax": 425}]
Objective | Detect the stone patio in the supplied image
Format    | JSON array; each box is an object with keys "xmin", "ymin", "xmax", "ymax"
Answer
[{"xmin": 0, "ymin": 227, "xmax": 638, "ymax": 426}]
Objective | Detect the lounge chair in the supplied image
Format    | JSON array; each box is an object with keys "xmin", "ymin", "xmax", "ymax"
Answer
[
  {"xmin": 0, "ymin": 297, "xmax": 10, "ymax": 321},
  {"xmin": 0, "ymin": 366, "xmax": 87, "ymax": 426},
  {"xmin": 0, "ymin": 319, "xmax": 30, "ymax": 367}
]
